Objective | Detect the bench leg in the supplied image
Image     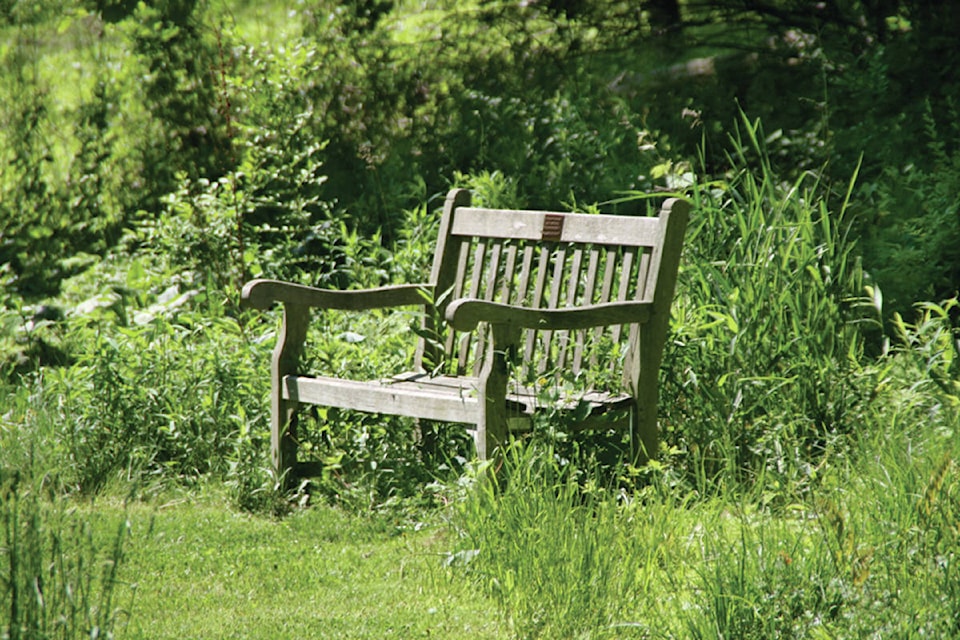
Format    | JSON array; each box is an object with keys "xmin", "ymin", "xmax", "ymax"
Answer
[
  {"xmin": 476, "ymin": 323, "xmax": 519, "ymax": 460},
  {"xmin": 271, "ymin": 303, "xmax": 309, "ymax": 487},
  {"xmin": 631, "ymin": 387, "xmax": 658, "ymax": 465},
  {"xmin": 272, "ymin": 396, "xmax": 300, "ymax": 487}
]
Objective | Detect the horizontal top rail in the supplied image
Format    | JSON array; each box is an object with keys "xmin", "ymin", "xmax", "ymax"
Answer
[{"xmin": 450, "ymin": 207, "xmax": 665, "ymax": 246}]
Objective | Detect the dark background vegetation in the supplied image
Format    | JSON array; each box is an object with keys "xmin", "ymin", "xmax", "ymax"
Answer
[
  {"xmin": 1, "ymin": 0, "xmax": 958, "ymax": 500},
  {"xmin": 3, "ymin": 0, "xmax": 958, "ymax": 306}
]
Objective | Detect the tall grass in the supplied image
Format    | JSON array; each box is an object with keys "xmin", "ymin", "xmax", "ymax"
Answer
[
  {"xmin": 448, "ymin": 119, "xmax": 960, "ymax": 639},
  {"xmin": 652, "ymin": 114, "xmax": 880, "ymax": 498},
  {"xmin": 1, "ymin": 406, "xmax": 129, "ymax": 639},
  {"xmin": 450, "ymin": 444, "xmax": 679, "ymax": 639},
  {"xmin": 450, "ymin": 353, "xmax": 959, "ymax": 639}
]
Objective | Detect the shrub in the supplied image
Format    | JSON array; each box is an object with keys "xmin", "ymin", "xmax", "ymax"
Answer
[
  {"xmin": 655, "ymin": 113, "xmax": 880, "ymax": 496},
  {"xmin": 31, "ymin": 295, "xmax": 271, "ymax": 494},
  {"xmin": 124, "ymin": 0, "xmax": 236, "ymax": 195},
  {"xmin": 855, "ymin": 101, "xmax": 960, "ymax": 318}
]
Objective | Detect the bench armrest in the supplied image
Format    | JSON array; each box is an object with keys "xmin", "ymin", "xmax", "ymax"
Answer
[
  {"xmin": 445, "ymin": 298, "xmax": 653, "ymax": 332},
  {"xmin": 241, "ymin": 279, "xmax": 433, "ymax": 311}
]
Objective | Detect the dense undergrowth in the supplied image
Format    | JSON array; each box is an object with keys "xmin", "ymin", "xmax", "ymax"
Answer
[{"xmin": 2, "ymin": 1, "xmax": 959, "ymax": 638}]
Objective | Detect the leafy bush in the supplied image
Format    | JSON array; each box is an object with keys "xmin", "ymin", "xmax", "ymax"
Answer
[
  {"xmin": 449, "ymin": 321, "xmax": 960, "ymax": 639},
  {"xmin": 0, "ymin": 23, "xmax": 108, "ymax": 298},
  {"xmin": 656, "ymin": 114, "xmax": 880, "ymax": 496},
  {"xmin": 890, "ymin": 297, "xmax": 960, "ymax": 405},
  {"xmin": 124, "ymin": 0, "xmax": 236, "ymax": 195},
  {"xmin": 38, "ymin": 311, "xmax": 267, "ymax": 494},
  {"xmin": 5, "ymin": 236, "xmax": 274, "ymax": 494}
]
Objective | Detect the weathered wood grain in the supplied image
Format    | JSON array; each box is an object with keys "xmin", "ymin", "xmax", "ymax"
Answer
[{"xmin": 242, "ymin": 189, "xmax": 690, "ymax": 482}]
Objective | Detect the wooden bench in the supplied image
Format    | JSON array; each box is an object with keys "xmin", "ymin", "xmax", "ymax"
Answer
[{"xmin": 241, "ymin": 188, "xmax": 689, "ymax": 480}]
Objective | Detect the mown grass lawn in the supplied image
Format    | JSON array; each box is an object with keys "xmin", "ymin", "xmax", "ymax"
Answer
[{"xmin": 103, "ymin": 489, "xmax": 504, "ymax": 639}]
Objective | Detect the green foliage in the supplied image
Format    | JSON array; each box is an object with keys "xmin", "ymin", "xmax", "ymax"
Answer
[
  {"xmin": 449, "ymin": 346, "xmax": 960, "ymax": 639},
  {"xmin": 681, "ymin": 514, "xmax": 843, "ymax": 639},
  {"xmin": 856, "ymin": 102, "xmax": 960, "ymax": 316},
  {"xmin": 0, "ymin": 25, "xmax": 67, "ymax": 297},
  {"xmin": 451, "ymin": 444, "xmax": 649, "ymax": 639},
  {"xmin": 102, "ymin": 494, "xmax": 506, "ymax": 638},
  {"xmin": 37, "ymin": 310, "xmax": 267, "ymax": 494},
  {"xmin": 124, "ymin": 0, "xmax": 235, "ymax": 196},
  {"xmin": 891, "ymin": 297, "xmax": 960, "ymax": 404},
  {"xmin": 225, "ymin": 38, "xmax": 339, "ymax": 285},
  {"xmin": 1, "ymin": 8, "xmax": 145, "ymax": 297},
  {"xmin": 451, "ymin": 170, "xmax": 522, "ymax": 210},
  {"xmin": 388, "ymin": 199, "xmax": 442, "ymax": 284},
  {"xmin": 655, "ymin": 114, "xmax": 880, "ymax": 496},
  {"xmin": 285, "ymin": 306, "xmax": 473, "ymax": 512},
  {"xmin": 0, "ymin": 231, "xmax": 273, "ymax": 494},
  {"xmin": 3, "ymin": 1, "xmax": 960, "ymax": 635},
  {"xmin": 278, "ymin": 0, "xmax": 678, "ymax": 236}
]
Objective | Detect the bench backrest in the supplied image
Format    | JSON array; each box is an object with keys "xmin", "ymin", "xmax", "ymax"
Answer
[{"xmin": 416, "ymin": 189, "xmax": 689, "ymax": 392}]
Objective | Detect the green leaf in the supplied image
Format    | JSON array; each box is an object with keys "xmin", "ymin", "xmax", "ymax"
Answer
[{"xmin": 127, "ymin": 259, "xmax": 147, "ymax": 288}]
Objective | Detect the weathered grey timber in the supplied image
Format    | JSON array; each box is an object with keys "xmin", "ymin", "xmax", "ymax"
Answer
[{"xmin": 242, "ymin": 188, "xmax": 689, "ymax": 481}]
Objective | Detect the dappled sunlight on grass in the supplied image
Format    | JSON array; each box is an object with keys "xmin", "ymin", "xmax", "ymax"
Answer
[{"xmin": 104, "ymin": 488, "xmax": 504, "ymax": 639}]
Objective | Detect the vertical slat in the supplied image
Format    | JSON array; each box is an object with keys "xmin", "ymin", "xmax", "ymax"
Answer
[
  {"xmin": 457, "ymin": 239, "xmax": 488, "ymax": 375},
  {"xmin": 548, "ymin": 246, "xmax": 568, "ymax": 310},
  {"xmin": 555, "ymin": 246, "xmax": 585, "ymax": 371},
  {"xmin": 514, "ymin": 244, "xmax": 536, "ymax": 380},
  {"xmin": 626, "ymin": 246, "xmax": 653, "ymax": 373},
  {"xmin": 589, "ymin": 247, "xmax": 620, "ymax": 368},
  {"xmin": 443, "ymin": 238, "xmax": 472, "ymax": 370},
  {"xmin": 468, "ymin": 240, "xmax": 488, "ymax": 296},
  {"xmin": 498, "ymin": 243, "xmax": 519, "ymax": 303},
  {"xmin": 470, "ymin": 240, "xmax": 504, "ymax": 376},
  {"xmin": 515, "ymin": 244, "xmax": 536, "ymax": 307},
  {"xmin": 635, "ymin": 245, "xmax": 653, "ymax": 301},
  {"xmin": 537, "ymin": 245, "xmax": 568, "ymax": 375},
  {"xmin": 522, "ymin": 245, "xmax": 552, "ymax": 379},
  {"xmin": 598, "ymin": 247, "xmax": 619, "ymax": 303},
  {"xmin": 484, "ymin": 240, "xmax": 504, "ymax": 301},
  {"xmin": 572, "ymin": 247, "xmax": 601, "ymax": 372},
  {"xmin": 604, "ymin": 247, "xmax": 638, "ymax": 377},
  {"xmin": 609, "ymin": 247, "xmax": 637, "ymax": 346}
]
